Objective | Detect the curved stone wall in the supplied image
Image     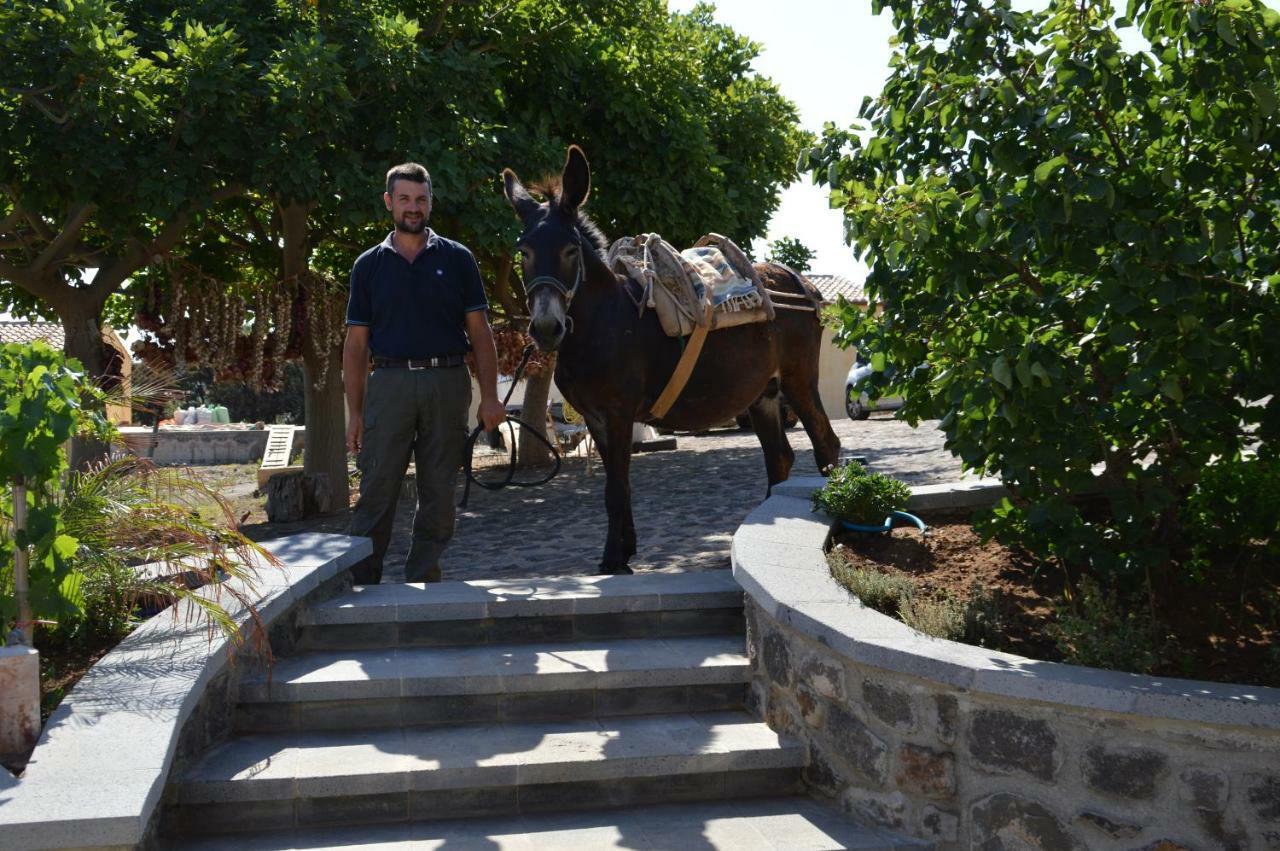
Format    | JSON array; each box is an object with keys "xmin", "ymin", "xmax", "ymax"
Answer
[
  {"xmin": 734, "ymin": 477, "xmax": 1280, "ymax": 850},
  {"xmin": 0, "ymin": 533, "xmax": 370, "ymax": 851}
]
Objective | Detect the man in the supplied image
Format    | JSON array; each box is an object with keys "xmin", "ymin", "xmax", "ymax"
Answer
[{"xmin": 344, "ymin": 162, "xmax": 505, "ymax": 584}]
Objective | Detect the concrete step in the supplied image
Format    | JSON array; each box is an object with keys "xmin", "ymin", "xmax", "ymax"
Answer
[
  {"xmin": 170, "ymin": 712, "xmax": 805, "ymax": 835},
  {"xmin": 168, "ymin": 796, "xmax": 927, "ymax": 849},
  {"xmin": 298, "ymin": 572, "xmax": 745, "ymax": 650},
  {"xmin": 236, "ymin": 635, "xmax": 749, "ymax": 732}
]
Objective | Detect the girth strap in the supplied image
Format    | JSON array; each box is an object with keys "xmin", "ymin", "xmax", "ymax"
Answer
[{"xmin": 649, "ymin": 299, "xmax": 715, "ymax": 420}]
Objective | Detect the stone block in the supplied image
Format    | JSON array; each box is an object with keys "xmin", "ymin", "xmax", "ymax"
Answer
[
  {"xmin": 842, "ymin": 788, "xmax": 906, "ymax": 830},
  {"xmin": 862, "ymin": 679, "xmax": 914, "ymax": 730},
  {"xmin": 1074, "ymin": 809, "xmax": 1142, "ymax": 840},
  {"xmin": 895, "ymin": 744, "xmax": 955, "ymax": 799},
  {"xmin": 761, "ymin": 630, "xmax": 794, "ymax": 688},
  {"xmin": 1179, "ymin": 767, "xmax": 1228, "ymax": 811},
  {"xmin": 0, "ymin": 646, "xmax": 40, "ymax": 768},
  {"xmin": 295, "ymin": 791, "xmax": 407, "ymax": 826},
  {"xmin": 824, "ymin": 704, "xmax": 888, "ymax": 787},
  {"xmin": 1082, "ymin": 745, "xmax": 1167, "ymax": 800},
  {"xmin": 1249, "ymin": 773, "xmax": 1280, "ymax": 822},
  {"xmin": 800, "ymin": 654, "xmax": 845, "ymax": 701},
  {"xmin": 968, "ymin": 709, "xmax": 1058, "ymax": 782},
  {"xmin": 803, "ymin": 749, "xmax": 842, "ymax": 795},
  {"xmin": 970, "ymin": 793, "xmax": 1084, "ymax": 851},
  {"xmin": 934, "ymin": 693, "xmax": 958, "ymax": 744},
  {"xmin": 796, "ymin": 685, "xmax": 825, "ymax": 728},
  {"xmin": 919, "ymin": 804, "xmax": 959, "ymax": 843}
]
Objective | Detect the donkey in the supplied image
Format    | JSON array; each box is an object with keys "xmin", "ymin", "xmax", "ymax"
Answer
[{"xmin": 503, "ymin": 146, "xmax": 841, "ymax": 574}]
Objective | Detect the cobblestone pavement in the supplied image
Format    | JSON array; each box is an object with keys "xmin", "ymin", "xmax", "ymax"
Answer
[{"xmin": 367, "ymin": 413, "xmax": 966, "ymax": 583}]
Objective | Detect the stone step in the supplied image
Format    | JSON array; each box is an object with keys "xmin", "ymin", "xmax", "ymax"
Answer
[
  {"xmin": 169, "ymin": 796, "xmax": 924, "ymax": 849},
  {"xmin": 235, "ymin": 635, "xmax": 750, "ymax": 732},
  {"xmin": 170, "ymin": 712, "xmax": 805, "ymax": 835},
  {"xmin": 298, "ymin": 572, "xmax": 745, "ymax": 650}
]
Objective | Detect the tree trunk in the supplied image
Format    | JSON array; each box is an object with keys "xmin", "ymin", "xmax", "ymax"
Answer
[
  {"xmin": 278, "ymin": 200, "xmax": 350, "ymax": 512},
  {"xmin": 301, "ymin": 343, "xmax": 350, "ymax": 511},
  {"xmin": 517, "ymin": 362, "xmax": 556, "ymax": 468},
  {"xmin": 59, "ymin": 301, "xmax": 110, "ymax": 469}
]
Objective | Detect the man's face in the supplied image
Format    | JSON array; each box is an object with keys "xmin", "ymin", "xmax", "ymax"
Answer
[{"xmin": 384, "ymin": 179, "xmax": 431, "ymax": 234}]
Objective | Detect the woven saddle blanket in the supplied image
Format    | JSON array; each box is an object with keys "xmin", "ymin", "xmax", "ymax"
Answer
[{"xmin": 606, "ymin": 233, "xmax": 776, "ymax": 338}]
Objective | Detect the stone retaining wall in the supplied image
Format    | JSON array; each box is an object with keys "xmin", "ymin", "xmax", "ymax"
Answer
[
  {"xmin": 119, "ymin": 426, "xmax": 304, "ymax": 465},
  {"xmin": 736, "ymin": 478, "xmax": 1280, "ymax": 850}
]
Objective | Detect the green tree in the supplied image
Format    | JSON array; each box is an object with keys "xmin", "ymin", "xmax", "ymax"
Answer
[
  {"xmin": 0, "ymin": 1, "xmax": 249, "ymax": 391},
  {"xmin": 811, "ymin": 0, "xmax": 1280, "ymax": 594},
  {"xmin": 131, "ymin": 0, "xmax": 810, "ymax": 491},
  {"xmin": 767, "ymin": 236, "xmax": 817, "ymax": 273}
]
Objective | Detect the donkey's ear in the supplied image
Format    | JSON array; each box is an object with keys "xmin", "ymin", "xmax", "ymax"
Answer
[
  {"xmin": 503, "ymin": 168, "xmax": 540, "ymax": 222},
  {"xmin": 559, "ymin": 145, "xmax": 591, "ymax": 213}
]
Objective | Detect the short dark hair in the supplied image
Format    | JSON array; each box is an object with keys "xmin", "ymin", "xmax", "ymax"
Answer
[{"xmin": 385, "ymin": 162, "xmax": 431, "ymax": 196}]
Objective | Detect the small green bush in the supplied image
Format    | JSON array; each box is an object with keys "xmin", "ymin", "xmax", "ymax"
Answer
[
  {"xmin": 1051, "ymin": 578, "xmax": 1167, "ymax": 674},
  {"xmin": 1184, "ymin": 456, "xmax": 1280, "ymax": 575},
  {"xmin": 813, "ymin": 462, "xmax": 911, "ymax": 526},
  {"xmin": 827, "ymin": 552, "xmax": 914, "ymax": 615},
  {"xmin": 900, "ymin": 593, "xmax": 966, "ymax": 640}
]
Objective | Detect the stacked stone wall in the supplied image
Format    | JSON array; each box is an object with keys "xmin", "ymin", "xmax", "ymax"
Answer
[{"xmin": 746, "ymin": 600, "xmax": 1280, "ymax": 850}]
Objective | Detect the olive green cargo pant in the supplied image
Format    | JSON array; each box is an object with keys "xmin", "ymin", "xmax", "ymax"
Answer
[{"xmin": 347, "ymin": 365, "xmax": 471, "ymax": 584}]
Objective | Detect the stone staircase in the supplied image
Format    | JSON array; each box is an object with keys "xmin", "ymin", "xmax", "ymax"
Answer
[{"xmin": 163, "ymin": 573, "xmax": 922, "ymax": 849}]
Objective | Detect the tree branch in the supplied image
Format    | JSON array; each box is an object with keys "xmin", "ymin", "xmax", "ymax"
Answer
[
  {"xmin": 31, "ymin": 202, "xmax": 95, "ymax": 275},
  {"xmin": 425, "ymin": 0, "xmax": 456, "ymax": 39}
]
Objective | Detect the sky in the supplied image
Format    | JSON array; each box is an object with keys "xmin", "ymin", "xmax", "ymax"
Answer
[{"xmin": 667, "ymin": 0, "xmax": 897, "ymax": 280}]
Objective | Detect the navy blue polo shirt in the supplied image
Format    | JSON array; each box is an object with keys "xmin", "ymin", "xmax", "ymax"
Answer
[{"xmin": 346, "ymin": 230, "xmax": 488, "ymax": 359}]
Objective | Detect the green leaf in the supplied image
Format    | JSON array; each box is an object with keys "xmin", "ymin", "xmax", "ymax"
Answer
[
  {"xmin": 1217, "ymin": 16, "xmax": 1238, "ymax": 46},
  {"xmin": 992, "ymin": 356, "xmax": 1013, "ymax": 388},
  {"xmin": 1249, "ymin": 82, "xmax": 1277, "ymax": 117},
  {"xmin": 1161, "ymin": 376, "xmax": 1184, "ymax": 402},
  {"xmin": 870, "ymin": 352, "xmax": 887, "ymax": 372},
  {"xmin": 1034, "ymin": 155, "xmax": 1069, "ymax": 184}
]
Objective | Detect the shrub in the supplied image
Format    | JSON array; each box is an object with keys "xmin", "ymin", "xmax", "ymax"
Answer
[
  {"xmin": 827, "ymin": 552, "xmax": 914, "ymax": 615},
  {"xmin": 1051, "ymin": 578, "xmax": 1167, "ymax": 674},
  {"xmin": 900, "ymin": 593, "xmax": 966, "ymax": 640},
  {"xmin": 811, "ymin": 0, "xmax": 1280, "ymax": 597},
  {"xmin": 812, "ymin": 462, "xmax": 911, "ymax": 526},
  {"xmin": 1184, "ymin": 455, "xmax": 1280, "ymax": 575}
]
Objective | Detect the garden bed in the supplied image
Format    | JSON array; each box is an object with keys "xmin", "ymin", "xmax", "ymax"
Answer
[{"xmin": 828, "ymin": 510, "xmax": 1280, "ymax": 688}]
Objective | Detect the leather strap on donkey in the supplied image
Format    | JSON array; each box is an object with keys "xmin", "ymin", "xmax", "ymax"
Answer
[{"xmin": 649, "ymin": 299, "xmax": 715, "ymax": 420}]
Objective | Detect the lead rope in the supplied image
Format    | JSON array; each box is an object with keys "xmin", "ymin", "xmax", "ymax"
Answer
[{"xmin": 460, "ymin": 344, "xmax": 562, "ymax": 508}]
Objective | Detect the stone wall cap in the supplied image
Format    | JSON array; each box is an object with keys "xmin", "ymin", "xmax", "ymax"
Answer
[
  {"xmin": 733, "ymin": 482, "xmax": 1280, "ymax": 731},
  {"xmin": 0, "ymin": 532, "xmax": 371, "ymax": 850}
]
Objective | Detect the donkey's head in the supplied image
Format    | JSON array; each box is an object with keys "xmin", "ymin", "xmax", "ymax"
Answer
[{"xmin": 502, "ymin": 145, "xmax": 603, "ymax": 352}]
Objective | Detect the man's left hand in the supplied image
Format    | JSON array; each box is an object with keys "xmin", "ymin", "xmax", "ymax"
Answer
[{"xmin": 477, "ymin": 397, "xmax": 505, "ymax": 432}]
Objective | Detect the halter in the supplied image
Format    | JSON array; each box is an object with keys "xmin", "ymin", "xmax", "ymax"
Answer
[{"xmin": 522, "ymin": 232, "xmax": 588, "ymax": 306}]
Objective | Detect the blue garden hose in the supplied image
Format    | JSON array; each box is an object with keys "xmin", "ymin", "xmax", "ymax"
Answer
[{"xmin": 841, "ymin": 510, "xmax": 928, "ymax": 535}]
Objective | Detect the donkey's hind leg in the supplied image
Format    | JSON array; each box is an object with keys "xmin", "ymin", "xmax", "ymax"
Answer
[
  {"xmin": 779, "ymin": 368, "xmax": 842, "ymax": 475},
  {"xmin": 746, "ymin": 379, "xmax": 794, "ymax": 494}
]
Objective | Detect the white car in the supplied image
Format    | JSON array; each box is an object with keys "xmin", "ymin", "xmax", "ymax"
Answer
[{"xmin": 844, "ymin": 358, "xmax": 904, "ymax": 420}]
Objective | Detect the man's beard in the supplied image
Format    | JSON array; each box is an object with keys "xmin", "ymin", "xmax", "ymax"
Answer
[{"xmin": 395, "ymin": 213, "xmax": 427, "ymax": 234}]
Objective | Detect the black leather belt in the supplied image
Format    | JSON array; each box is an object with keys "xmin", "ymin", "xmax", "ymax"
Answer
[{"xmin": 372, "ymin": 354, "xmax": 466, "ymax": 370}]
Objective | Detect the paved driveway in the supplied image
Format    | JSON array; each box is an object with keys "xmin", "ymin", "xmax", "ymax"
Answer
[{"xmin": 370, "ymin": 413, "xmax": 966, "ymax": 582}]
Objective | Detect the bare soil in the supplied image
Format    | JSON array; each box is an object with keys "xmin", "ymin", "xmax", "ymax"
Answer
[{"xmin": 829, "ymin": 512, "xmax": 1280, "ymax": 687}]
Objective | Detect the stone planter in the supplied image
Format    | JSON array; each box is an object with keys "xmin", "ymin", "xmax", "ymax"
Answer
[
  {"xmin": 0, "ymin": 645, "xmax": 40, "ymax": 769},
  {"xmin": 734, "ymin": 476, "xmax": 1280, "ymax": 850}
]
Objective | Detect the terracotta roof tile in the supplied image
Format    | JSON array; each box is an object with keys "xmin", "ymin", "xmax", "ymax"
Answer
[
  {"xmin": 806, "ymin": 274, "xmax": 870, "ymax": 305},
  {"xmin": 0, "ymin": 321, "xmax": 65, "ymax": 348}
]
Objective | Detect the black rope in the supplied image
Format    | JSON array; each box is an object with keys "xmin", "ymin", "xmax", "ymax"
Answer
[{"xmin": 459, "ymin": 344, "xmax": 562, "ymax": 508}]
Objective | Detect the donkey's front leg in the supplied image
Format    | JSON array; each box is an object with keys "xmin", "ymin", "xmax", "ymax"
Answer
[{"xmin": 594, "ymin": 416, "xmax": 636, "ymax": 574}]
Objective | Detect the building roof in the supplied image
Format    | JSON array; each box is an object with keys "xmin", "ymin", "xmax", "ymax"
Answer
[
  {"xmin": 806, "ymin": 274, "xmax": 870, "ymax": 305},
  {"xmin": 0, "ymin": 321, "xmax": 65, "ymax": 348}
]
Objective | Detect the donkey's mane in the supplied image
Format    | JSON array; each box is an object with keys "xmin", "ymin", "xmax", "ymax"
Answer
[{"xmin": 528, "ymin": 177, "xmax": 608, "ymax": 256}]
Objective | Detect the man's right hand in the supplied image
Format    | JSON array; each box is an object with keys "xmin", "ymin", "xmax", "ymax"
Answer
[{"xmin": 346, "ymin": 415, "xmax": 363, "ymax": 455}]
